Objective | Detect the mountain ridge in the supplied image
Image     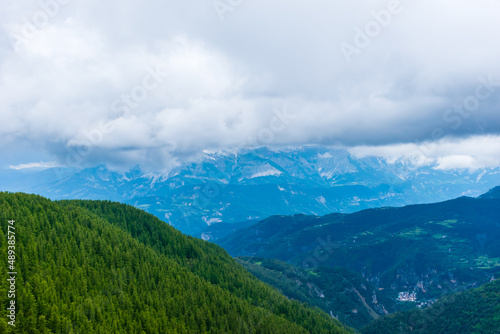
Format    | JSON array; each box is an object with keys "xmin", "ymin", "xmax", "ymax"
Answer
[
  {"xmin": 216, "ymin": 188, "xmax": 500, "ymax": 303},
  {"xmin": 480, "ymin": 186, "xmax": 500, "ymax": 199},
  {"xmin": 2, "ymin": 146, "xmax": 499, "ymax": 235}
]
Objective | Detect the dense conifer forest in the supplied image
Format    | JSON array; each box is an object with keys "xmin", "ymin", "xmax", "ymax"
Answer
[{"xmin": 0, "ymin": 192, "xmax": 352, "ymax": 333}]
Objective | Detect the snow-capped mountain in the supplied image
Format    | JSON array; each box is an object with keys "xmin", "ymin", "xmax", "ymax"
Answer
[{"xmin": 2, "ymin": 146, "xmax": 499, "ymax": 235}]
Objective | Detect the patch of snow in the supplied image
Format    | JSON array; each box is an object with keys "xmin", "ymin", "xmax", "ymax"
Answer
[
  {"xmin": 316, "ymin": 196, "xmax": 326, "ymax": 204},
  {"xmin": 202, "ymin": 217, "xmax": 222, "ymax": 226},
  {"xmin": 318, "ymin": 152, "xmax": 333, "ymax": 159},
  {"xmin": 476, "ymin": 170, "xmax": 487, "ymax": 182},
  {"xmin": 250, "ymin": 169, "xmax": 282, "ymax": 178}
]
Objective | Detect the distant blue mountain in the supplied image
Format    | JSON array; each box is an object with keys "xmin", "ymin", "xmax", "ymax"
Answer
[
  {"xmin": 1, "ymin": 146, "xmax": 499, "ymax": 235},
  {"xmin": 479, "ymin": 186, "xmax": 500, "ymax": 199},
  {"xmin": 216, "ymin": 189, "xmax": 500, "ymax": 302}
]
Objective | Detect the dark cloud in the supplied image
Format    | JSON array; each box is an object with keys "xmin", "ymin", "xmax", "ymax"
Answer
[{"xmin": 1, "ymin": 0, "xmax": 499, "ymax": 170}]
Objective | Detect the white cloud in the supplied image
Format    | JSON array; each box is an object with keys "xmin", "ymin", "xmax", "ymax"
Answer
[
  {"xmin": 348, "ymin": 135, "xmax": 500, "ymax": 170},
  {"xmin": 435, "ymin": 155, "xmax": 477, "ymax": 170},
  {"xmin": 0, "ymin": 0, "xmax": 499, "ymax": 169},
  {"xmin": 9, "ymin": 161, "xmax": 61, "ymax": 170}
]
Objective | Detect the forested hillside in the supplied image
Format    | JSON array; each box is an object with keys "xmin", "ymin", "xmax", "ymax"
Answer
[
  {"xmin": 218, "ymin": 191, "xmax": 500, "ymax": 301},
  {"xmin": 0, "ymin": 192, "xmax": 352, "ymax": 333},
  {"xmin": 236, "ymin": 257, "xmax": 397, "ymax": 330},
  {"xmin": 361, "ymin": 279, "xmax": 500, "ymax": 333}
]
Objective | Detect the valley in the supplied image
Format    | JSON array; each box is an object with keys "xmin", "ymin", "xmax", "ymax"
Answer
[
  {"xmin": 2, "ymin": 151, "xmax": 499, "ymax": 332},
  {"xmin": 216, "ymin": 187, "xmax": 500, "ymax": 307}
]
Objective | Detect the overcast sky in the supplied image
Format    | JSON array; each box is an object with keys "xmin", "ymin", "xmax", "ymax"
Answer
[{"xmin": 1, "ymin": 0, "xmax": 499, "ymax": 171}]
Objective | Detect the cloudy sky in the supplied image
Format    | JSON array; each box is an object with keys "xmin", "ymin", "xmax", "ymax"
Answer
[{"xmin": 1, "ymin": 0, "xmax": 499, "ymax": 171}]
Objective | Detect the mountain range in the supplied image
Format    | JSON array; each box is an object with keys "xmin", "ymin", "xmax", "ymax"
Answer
[
  {"xmin": 216, "ymin": 187, "xmax": 500, "ymax": 306},
  {"xmin": 1, "ymin": 188, "xmax": 498, "ymax": 331},
  {"xmin": 2, "ymin": 146, "xmax": 500, "ymax": 235}
]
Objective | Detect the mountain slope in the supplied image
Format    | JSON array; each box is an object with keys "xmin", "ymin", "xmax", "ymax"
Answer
[
  {"xmin": 480, "ymin": 186, "xmax": 500, "ymax": 199},
  {"xmin": 236, "ymin": 257, "xmax": 397, "ymax": 330},
  {"xmin": 0, "ymin": 192, "xmax": 352, "ymax": 333},
  {"xmin": 217, "ymin": 190, "xmax": 500, "ymax": 301},
  {"xmin": 199, "ymin": 220, "xmax": 258, "ymax": 241},
  {"xmin": 2, "ymin": 146, "xmax": 500, "ymax": 235},
  {"xmin": 361, "ymin": 279, "xmax": 500, "ymax": 333}
]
